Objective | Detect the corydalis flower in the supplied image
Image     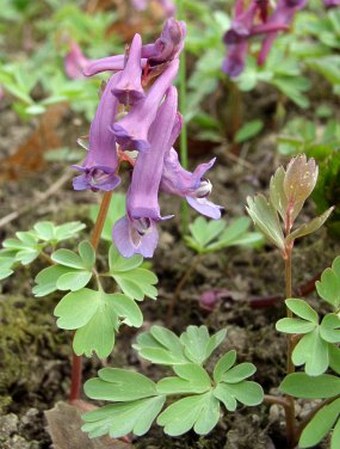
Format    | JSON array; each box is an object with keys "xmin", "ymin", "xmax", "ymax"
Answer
[
  {"xmin": 143, "ymin": 18, "xmax": 186, "ymax": 64},
  {"xmin": 161, "ymin": 149, "xmax": 222, "ymax": 219},
  {"xmin": 113, "ymin": 86, "xmax": 178, "ymax": 257},
  {"xmin": 324, "ymin": 0, "xmax": 340, "ymax": 8},
  {"xmin": 73, "ymin": 75, "xmax": 120, "ymax": 192},
  {"xmin": 64, "ymin": 41, "xmax": 91, "ymax": 80},
  {"xmin": 111, "ymin": 59, "xmax": 179, "ymax": 151},
  {"xmin": 222, "ymin": 0, "xmax": 260, "ymax": 77},
  {"xmin": 258, "ymin": 0, "xmax": 307, "ymax": 65}
]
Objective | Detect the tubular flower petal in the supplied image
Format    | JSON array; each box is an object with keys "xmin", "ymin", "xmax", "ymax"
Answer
[
  {"xmin": 113, "ymin": 86, "xmax": 178, "ymax": 257},
  {"xmin": 64, "ymin": 41, "xmax": 91, "ymax": 80},
  {"xmin": 222, "ymin": 1, "xmax": 259, "ymax": 77},
  {"xmin": 160, "ymin": 149, "xmax": 222, "ymax": 219},
  {"xmin": 73, "ymin": 74, "xmax": 120, "ymax": 192},
  {"xmin": 111, "ymin": 59, "xmax": 179, "ymax": 151},
  {"xmin": 142, "ymin": 18, "xmax": 186, "ymax": 64},
  {"xmin": 111, "ymin": 34, "xmax": 145, "ymax": 105},
  {"xmin": 257, "ymin": 0, "xmax": 307, "ymax": 65}
]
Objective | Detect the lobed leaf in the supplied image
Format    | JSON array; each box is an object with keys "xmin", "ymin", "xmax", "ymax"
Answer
[
  {"xmin": 285, "ymin": 298, "xmax": 319, "ymax": 323},
  {"xmin": 108, "ymin": 245, "xmax": 143, "ymax": 272},
  {"xmin": 157, "ymin": 392, "xmax": 220, "ymax": 436},
  {"xmin": 269, "ymin": 166, "xmax": 287, "ymax": 221},
  {"xmin": 33, "ymin": 265, "xmax": 75, "ymax": 296},
  {"xmin": 157, "ymin": 364, "xmax": 211, "ymax": 395},
  {"xmin": 221, "ymin": 363, "xmax": 257, "ymax": 384},
  {"xmin": 82, "ymin": 396, "xmax": 166, "ymax": 438},
  {"xmin": 56, "ymin": 270, "xmax": 92, "ymax": 291},
  {"xmin": 51, "ymin": 248, "xmax": 85, "ymax": 269},
  {"xmin": 85, "ymin": 368, "xmax": 158, "ymax": 402},
  {"xmin": 246, "ymin": 195, "xmax": 285, "ymax": 250},
  {"xmin": 111, "ymin": 268, "xmax": 158, "ymax": 301},
  {"xmin": 276, "ymin": 318, "xmax": 316, "ymax": 334},
  {"xmin": 213, "ymin": 381, "xmax": 263, "ymax": 411},
  {"xmin": 316, "ymin": 256, "xmax": 340, "ymax": 310},
  {"xmin": 320, "ymin": 314, "xmax": 340, "ymax": 343},
  {"xmin": 292, "ymin": 328, "xmax": 329, "ymax": 376},
  {"xmin": 213, "ymin": 350, "xmax": 237, "ymax": 383}
]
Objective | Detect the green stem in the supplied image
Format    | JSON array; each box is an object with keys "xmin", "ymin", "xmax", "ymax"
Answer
[
  {"xmin": 178, "ymin": 0, "xmax": 189, "ymax": 234},
  {"xmin": 69, "ymin": 191, "xmax": 113, "ymax": 403}
]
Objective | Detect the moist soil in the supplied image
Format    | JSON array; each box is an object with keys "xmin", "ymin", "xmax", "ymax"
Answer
[{"xmin": 0, "ymin": 104, "xmax": 339, "ymax": 449}]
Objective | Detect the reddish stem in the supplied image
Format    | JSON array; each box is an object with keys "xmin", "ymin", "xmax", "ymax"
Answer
[{"xmin": 69, "ymin": 191, "xmax": 113, "ymax": 403}]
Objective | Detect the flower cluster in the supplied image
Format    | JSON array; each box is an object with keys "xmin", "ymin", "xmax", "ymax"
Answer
[
  {"xmin": 222, "ymin": 0, "xmax": 307, "ymax": 78},
  {"xmin": 73, "ymin": 19, "xmax": 222, "ymax": 258}
]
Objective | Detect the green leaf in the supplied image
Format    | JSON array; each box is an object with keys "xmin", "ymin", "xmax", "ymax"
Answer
[
  {"xmin": 157, "ymin": 364, "xmax": 211, "ymax": 395},
  {"xmin": 292, "ymin": 328, "xmax": 329, "ymax": 376},
  {"xmin": 205, "ymin": 329, "xmax": 227, "ymax": 360},
  {"xmin": 332, "ymin": 416, "xmax": 340, "ymax": 449},
  {"xmin": 316, "ymin": 256, "xmax": 340, "ymax": 309},
  {"xmin": 221, "ymin": 363, "xmax": 257, "ymax": 384},
  {"xmin": 54, "ymin": 221, "xmax": 86, "ymax": 241},
  {"xmin": 108, "ymin": 245, "xmax": 143, "ymax": 272},
  {"xmin": 54, "ymin": 288, "xmax": 99, "ymax": 330},
  {"xmin": 285, "ymin": 298, "xmax": 319, "ymax": 323},
  {"xmin": 33, "ymin": 221, "xmax": 55, "ymax": 241},
  {"xmin": 206, "ymin": 217, "xmax": 252, "ymax": 250},
  {"xmin": 82, "ymin": 396, "xmax": 166, "ymax": 438},
  {"xmin": 246, "ymin": 195, "xmax": 285, "ymax": 250},
  {"xmin": 269, "ymin": 166, "xmax": 287, "ymax": 221},
  {"xmin": 108, "ymin": 293, "xmax": 143, "ymax": 327},
  {"xmin": 0, "ymin": 258, "xmax": 14, "ymax": 280},
  {"xmin": 299, "ymin": 398, "xmax": 340, "ymax": 448},
  {"xmin": 56, "ymin": 271, "xmax": 92, "ymax": 291},
  {"xmin": 276, "ymin": 318, "xmax": 316, "ymax": 334},
  {"xmin": 188, "ymin": 216, "xmax": 226, "ymax": 249},
  {"xmin": 33, "ymin": 265, "xmax": 76, "ymax": 296},
  {"xmin": 329, "ymin": 345, "xmax": 340, "ymax": 374},
  {"xmin": 133, "ymin": 326, "xmax": 188, "ymax": 365},
  {"xmin": 280, "ymin": 373, "xmax": 340, "ymax": 398},
  {"xmin": 85, "ymin": 368, "xmax": 158, "ymax": 401},
  {"xmin": 213, "ymin": 350, "xmax": 237, "ymax": 383},
  {"xmin": 157, "ymin": 392, "xmax": 220, "ymax": 436},
  {"xmin": 234, "ymin": 120, "xmax": 264, "ymax": 143},
  {"xmin": 73, "ymin": 303, "xmax": 118, "ymax": 358},
  {"xmin": 78, "ymin": 241, "xmax": 95, "ymax": 270},
  {"xmin": 51, "ymin": 249, "xmax": 85, "ymax": 269},
  {"xmin": 180, "ymin": 326, "xmax": 210, "ymax": 365},
  {"xmin": 111, "ymin": 268, "xmax": 158, "ymax": 301},
  {"xmin": 286, "ymin": 207, "xmax": 334, "ymax": 243},
  {"xmin": 320, "ymin": 314, "xmax": 340, "ymax": 343},
  {"xmin": 213, "ymin": 381, "xmax": 264, "ymax": 410}
]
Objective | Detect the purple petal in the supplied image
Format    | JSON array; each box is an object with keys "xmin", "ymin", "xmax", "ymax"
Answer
[
  {"xmin": 111, "ymin": 59, "xmax": 179, "ymax": 151},
  {"xmin": 73, "ymin": 74, "xmax": 120, "ymax": 192},
  {"xmin": 64, "ymin": 42, "xmax": 90, "ymax": 80},
  {"xmin": 111, "ymin": 34, "xmax": 145, "ymax": 105},
  {"xmin": 113, "ymin": 216, "xmax": 159, "ymax": 258},
  {"xmin": 127, "ymin": 86, "xmax": 178, "ymax": 220},
  {"xmin": 186, "ymin": 196, "xmax": 222, "ymax": 220}
]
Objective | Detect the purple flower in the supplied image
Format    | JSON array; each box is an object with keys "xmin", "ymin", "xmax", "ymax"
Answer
[
  {"xmin": 222, "ymin": 1, "xmax": 259, "ymax": 77},
  {"xmin": 160, "ymin": 149, "xmax": 222, "ymax": 219},
  {"xmin": 73, "ymin": 74, "xmax": 121, "ymax": 192},
  {"xmin": 257, "ymin": 0, "xmax": 307, "ymax": 65},
  {"xmin": 111, "ymin": 58, "xmax": 179, "ymax": 151},
  {"xmin": 64, "ymin": 41, "xmax": 91, "ymax": 80},
  {"xmin": 323, "ymin": 0, "xmax": 340, "ymax": 8},
  {"xmin": 113, "ymin": 86, "xmax": 178, "ymax": 257},
  {"xmin": 111, "ymin": 33, "xmax": 145, "ymax": 105},
  {"xmin": 142, "ymin": 18, "xmax": 186, "ymax": 65}
]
